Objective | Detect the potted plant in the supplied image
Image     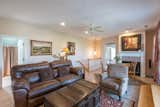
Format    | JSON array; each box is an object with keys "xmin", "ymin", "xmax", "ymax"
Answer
[{"xmin": 114, "ymin": 56, "xmax": 121, "ymax": 63}]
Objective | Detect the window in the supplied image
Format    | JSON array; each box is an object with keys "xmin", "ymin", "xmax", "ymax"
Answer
[{"xmin": 105, "ymin": 43, "xmax": 116, "ymax": 64}]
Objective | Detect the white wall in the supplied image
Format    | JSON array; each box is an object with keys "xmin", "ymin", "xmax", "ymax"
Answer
[
  {"xmin": 0, "ymin": 18, "xmax": 94, "ymax": 64},
  {"xmin": 0, "ymin": 18, "xmax": 94, "ymax": 88}
]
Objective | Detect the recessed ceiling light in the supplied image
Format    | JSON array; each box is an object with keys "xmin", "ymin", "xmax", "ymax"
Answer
[
  {"xmin": 60, "ymin": 22, "xmax": 66, "ymax": 26},
  {"xmin": 125, "ymin": 30, "xmax": 129, "ymax": 33},
  {"xmin": 84, "ymin": 31, "xmax": 89, "ymax": 34}
]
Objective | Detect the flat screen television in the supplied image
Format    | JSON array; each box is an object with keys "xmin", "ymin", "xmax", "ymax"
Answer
[{"xmin": 121, "ymin": 34, "xmax": 141, "ymax": 51}]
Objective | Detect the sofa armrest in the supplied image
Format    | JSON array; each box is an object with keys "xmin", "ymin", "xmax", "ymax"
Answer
[
  {"xmin": 120, "ymin": 78, "xmax": 128, "ymax": 83},
  {"xmin": 114, "ymin": 77, "xmax": 128, "ymax": 96},
  {"xmin": 70, "ymin": 67, "xmax": 84, "ymax": 78},
  {"xmin": 115, "ymin": 78, "xmax": 128, "ymax": 84},
  {"xmin": 12, "ymin": 79, "xmax": 30, "ymax": 107},
  {"xmin": 13, "ymin": 89, "xmax": 28, "ymax": 107},
  {"xmin": 110, "ymin": 77, "xmax": 128, "ymax": 85},
  {"xmin": 95, "ymin": 72, "xmax": 108, "ymax": 84},
  {"xmin": 12, "ymin": 78, "xmax": 30, "ymax": 91}
]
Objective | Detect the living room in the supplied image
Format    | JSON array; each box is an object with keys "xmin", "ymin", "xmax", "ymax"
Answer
[{"xmin": 0, "ymin": 0, "xmax": 160, "ymax": 107}]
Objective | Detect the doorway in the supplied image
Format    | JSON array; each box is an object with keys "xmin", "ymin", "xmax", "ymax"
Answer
[
  {"xmin": 105, "ymin": 43, "xmax": 116, "ymax": 64},
  {"xmin": 2, "ymin": 37, "xmax": 24, "ymax": 88}
]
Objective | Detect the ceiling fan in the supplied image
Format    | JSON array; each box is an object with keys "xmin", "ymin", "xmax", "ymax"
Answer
[
  {"xmin": 88, "ymin": 24, "xmax": 104, "ymax": 33},
  {"xmin": 89, "ymin": 24, "xmax": 104, "ymax": 33}
]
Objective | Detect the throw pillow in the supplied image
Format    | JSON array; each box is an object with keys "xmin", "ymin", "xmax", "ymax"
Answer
[
  {"xmin": 58, "ymin": 66, "xmax": 70, "ymax": 77},
  {"xmin": 39, "ymin": 70, "xmax": 53, "ymax": 81},
  {"xmin": 24, "ymin": 72, "xmax": 40, "ymax": 84}
]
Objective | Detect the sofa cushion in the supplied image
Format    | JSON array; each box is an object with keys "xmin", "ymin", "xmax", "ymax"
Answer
[
  {"xmin": 56, "ymin": 74, "xmax": 81, "ymax": 86},
  {"xmin": 100, "ymin": 78, "xmax": 120, "ymax": 90},
  {"xmin": 58, "ymin": 66, "xmax": 70, "ymax": 77},
  {"xmin": 29, "ymin": 80, "xmax": 61, "ymax": 98},
  {"xmin": 24, "ymin": 72, "xmax": 40, "ymax": 84},
  {"xmin": 52, "ymin": 68, "xmax": 59, "ymax": 78},
  {"xmin": 39, "ymin": 70, "xmax": 53, "ymax": 81}
]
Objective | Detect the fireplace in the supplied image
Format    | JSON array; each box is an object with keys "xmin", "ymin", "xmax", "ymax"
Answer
[
  {"xmin": 122, "ymin": 61, "xmax": 141, "ymax": 76},
  {"xmin": 119, "ymin": 33, "xmax": 146, "ymax": 77},
  {"xmin": 121, "ymin": 56, "xmax": 141, "ymax": 76}
]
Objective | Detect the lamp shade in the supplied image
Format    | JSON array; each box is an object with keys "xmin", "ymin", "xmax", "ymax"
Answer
[{"xmin": 62, "ymin": 48, "xmax": 69, "ymax": 54}]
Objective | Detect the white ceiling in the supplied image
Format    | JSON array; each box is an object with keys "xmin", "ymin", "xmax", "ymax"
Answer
[{"xmin": 0, "ymin": 0, "xmax": 160, "ymax": 38}]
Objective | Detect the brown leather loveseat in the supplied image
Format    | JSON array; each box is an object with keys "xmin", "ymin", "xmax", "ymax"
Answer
[{"xmin": 11, "ymin": 60, "xmax": 84, "ymax": 107}]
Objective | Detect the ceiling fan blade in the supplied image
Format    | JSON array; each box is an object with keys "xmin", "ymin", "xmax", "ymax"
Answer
[
  {"xmin": 95, "ymin": 29, "xmax": 104, "ymax": 32},
  {"xmin": 95, "ymin": 26, "xmax": 102, "ymax": 29},
  {"xmin": 89, "ymin": 27, "xmax": 94, "ymax": 32}
]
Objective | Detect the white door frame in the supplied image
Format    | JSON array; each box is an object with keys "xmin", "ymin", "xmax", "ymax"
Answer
[
  {"xmin": 105, "ymin": 43, "xmax": 116, "ymax": 63},
  {"xmin": 0, "ymin": 36, "xmax": 25, "ymax": 88}
]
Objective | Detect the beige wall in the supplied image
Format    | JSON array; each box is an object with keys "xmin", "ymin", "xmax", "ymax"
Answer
[
  {"xmin": 0, "ymin": 18, "xmax": 95, "ymax": 63},
  {"xmin": 156, "ymin": 26, "xmax": 160, "ymax": 80},
  {"xmin": 0, "ymin": 38, "xmax": 2, "ymax": 88},
  {"xmin": 95, "ymin": 40, "xmax": 102, "ymax": 58},
  {"xmin": 0, "ymin": 18, "xmax": 95, "ymax": 88},
  {"xmin": 145, "ymin": 29, "xmax": 155, "ymax": 77}
]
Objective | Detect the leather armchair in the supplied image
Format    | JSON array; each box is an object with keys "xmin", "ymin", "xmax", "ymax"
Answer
[{"xmin": 95, "ymin": 64, "xmax": 128, "ymax": 100}]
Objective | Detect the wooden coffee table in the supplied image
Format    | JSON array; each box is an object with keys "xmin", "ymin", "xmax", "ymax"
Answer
[{"xmin": 44, "ymin": 80, "xmax": 100, "ymax": 107}]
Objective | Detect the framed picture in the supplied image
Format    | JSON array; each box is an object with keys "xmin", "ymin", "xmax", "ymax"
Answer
[
  {"xmin": 67, "ymin": 42, "xmax": 75, "ymax": 55},
  {"xmin": 31, "ymin": 40, "xmax": 52, "ymax": 56},
  {"xmin": 121, "ymin": 34, "xmax": 141, "ymax": 51}
]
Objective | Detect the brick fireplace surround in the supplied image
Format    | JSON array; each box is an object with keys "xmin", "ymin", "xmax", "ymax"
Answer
[{"xmin": 121, "ymin": 56, "xmax": 141, "ymax": 62}]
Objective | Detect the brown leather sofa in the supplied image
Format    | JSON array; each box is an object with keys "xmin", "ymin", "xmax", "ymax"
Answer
[{"xmin": 11, "ymin": 60, "xmax": 84, "ymax": 107}]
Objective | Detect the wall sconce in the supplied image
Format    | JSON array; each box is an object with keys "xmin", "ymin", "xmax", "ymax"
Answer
[
  {"xmin": 89, "ymin": 50, "xmax": 97, "ymax": 59},
  {"xmin": 93, "ymin": 51, "xmax": 97, "ymax": 56}
]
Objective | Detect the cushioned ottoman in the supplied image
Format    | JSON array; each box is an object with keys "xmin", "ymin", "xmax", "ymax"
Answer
[{"xmin": 44, "ymin": 80, "xmax": 100, "ymax": 107}]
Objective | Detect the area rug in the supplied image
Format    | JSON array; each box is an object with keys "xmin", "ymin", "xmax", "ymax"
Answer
[
  {"xmin": 101, "ymin": 91, "xmax": 123, "ymax": 107},
  {"xmin": 100, "ymin": 78, "xmax": 142, "ymax": 107}
]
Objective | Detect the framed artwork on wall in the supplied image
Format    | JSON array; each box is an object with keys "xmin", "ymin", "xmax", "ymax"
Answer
[
  {"xmin": 31, "ymin": 40, "xmax": 52, "ymax": 56},
  {"xmin": 67, "ymin": 42, "xmax": 75, "ymax": 55},
  {"xmin": 121, "ymin": 34, "xmax": 141, "ymax": 51}
]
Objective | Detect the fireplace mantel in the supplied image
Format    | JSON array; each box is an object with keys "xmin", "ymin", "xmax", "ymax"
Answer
[
  {"xmin": 121, "ymin": 56, "xmax": 141, "ymax": 62},
  {"xmin": 118, "ymin": 32, "xmax": 146, "ymax": 77}
]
